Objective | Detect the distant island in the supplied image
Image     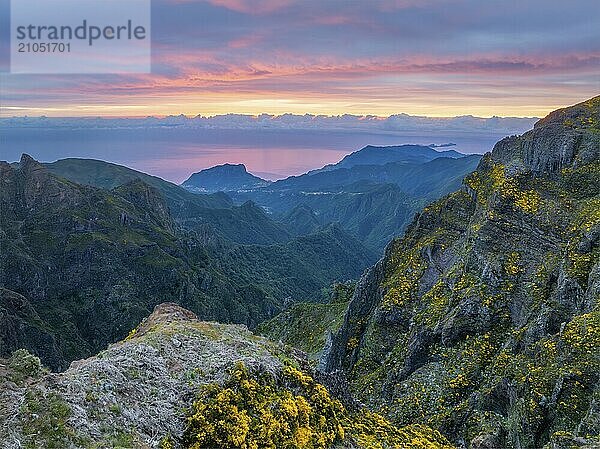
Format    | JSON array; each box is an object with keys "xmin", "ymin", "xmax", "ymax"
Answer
[{"xmin": 429, "ymin": 142, "xmax": 457, "ymax": 148}]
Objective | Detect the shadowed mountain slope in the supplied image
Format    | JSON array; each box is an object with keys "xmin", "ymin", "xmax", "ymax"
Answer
[{"xmin": 0, "ymin": 156, "xmax": 375, "ymax": 370}]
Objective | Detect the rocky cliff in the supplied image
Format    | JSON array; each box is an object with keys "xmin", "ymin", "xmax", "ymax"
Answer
[{"xmin": 322, "ymin": 96, "xmax": 600, "ymax": 448}]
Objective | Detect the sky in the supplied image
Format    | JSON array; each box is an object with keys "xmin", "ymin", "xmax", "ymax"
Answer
[{"xmin": 0, "ymin": 0, "xmax": 599, "ymax": 118}]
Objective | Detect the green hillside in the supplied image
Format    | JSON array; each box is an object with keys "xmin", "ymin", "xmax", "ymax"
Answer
[
  {"xmin": 0, "ymin": 156, "xmax": 375, "ymax": 370},
  {"xmin": 229, "ymin": 153, "xmax": 481, "ymax": 252},
  {"xmin": 46, "ymin": 158, "xmax": 291, "ymax": 245},
  {"xmin": 257, "ymin": 282, "xmax": 356, "ymax": 363}
]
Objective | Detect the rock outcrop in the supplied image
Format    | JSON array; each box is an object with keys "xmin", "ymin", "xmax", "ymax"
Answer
[
  {"xmin": 0, "ymin": 303, "xmax": 453, "ymax": 449},
  {"xmin": 489, "ymin": 96, "xmax": 600, "ymax": 174}
]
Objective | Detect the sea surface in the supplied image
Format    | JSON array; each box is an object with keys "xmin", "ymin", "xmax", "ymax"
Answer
[{"xmin": 0, "ymin": 127, "xmax": 505, "ymax": 183}]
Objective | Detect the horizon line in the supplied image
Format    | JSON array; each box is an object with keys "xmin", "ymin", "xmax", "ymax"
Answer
[{"xmin": 0, "ymin": 111, "xmax": 541, "ymax": 120}]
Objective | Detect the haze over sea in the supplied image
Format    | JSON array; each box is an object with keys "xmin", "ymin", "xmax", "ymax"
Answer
[{"xmin": 0, "ymin": 114, "xmax": 537, "ymax": 182}]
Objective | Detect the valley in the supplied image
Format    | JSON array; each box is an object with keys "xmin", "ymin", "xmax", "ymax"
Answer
[{"xmin": 0, "ymin": 97, "xmax": 598, "ymax": 449}]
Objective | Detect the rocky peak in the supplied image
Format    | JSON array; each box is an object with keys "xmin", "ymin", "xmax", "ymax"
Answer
[
  {"xmin": 0, "ymin": 303, "xmax": 452, "ymax": 448},
  {"xmin": 18, "ymin": 153, "xmax": 44, "ymax": 171},
  {"xmin": 487, "ymin": 95, "xmax": 599, "ymax": 175},
  {"xmin": 0, "ymin": 154, "xmax": 82, "ymax": 212},
  {"xmin": 535, "ymin": 96, "xmax": 600, "ymax": 130},
  {"xmin": 134, "ymin": 302, "xmax": 199, "ymax": 337},
  {"xmin": 148, "ymin": 302, "xmax": 199, "ymax": 322},
  {"xmin": 182, "ymin": 163, "xmax": 270, "ymax": 193},
  {"xmin": 216, "ymin": 163, "xmax": 248, "ymax": 173},
  {"xmin": 0, "ymin": 305, "xmax": 289, "ymax": 447},
  {"xmin": 18, "ymin": 153, "xmax": 50, "ymax": 183}
]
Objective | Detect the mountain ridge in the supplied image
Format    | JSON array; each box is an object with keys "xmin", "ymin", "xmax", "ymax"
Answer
[
  {"xmin": 317, "ymin": 144, "xmax": 466, "ymax": 173},
  {"xmin": 0, "ymin": 302, "xmax": 453, "ymax": 448},
  {"xmin": 45, "ymin": 157, "xmax": 290, "ymax": 246},
  {"xmin": 0, "ymin": 156, "xmax": 376, "ymax": 370},
  {"xmin": 320, "ymin": 95, "xmax": 600, "ymax": 448}
]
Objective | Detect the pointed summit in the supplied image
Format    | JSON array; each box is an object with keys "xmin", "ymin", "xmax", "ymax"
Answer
[
  {"xmin": 18, "ymin": 153, "xmax": 45, "ymax": 172},
  {"xmin": 19, "ymin": 153, "xmax": 36, "ymax": 164}
]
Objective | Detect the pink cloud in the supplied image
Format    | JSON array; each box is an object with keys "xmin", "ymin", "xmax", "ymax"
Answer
[
  {"xmin": 171, "ymin": 0, "xmax": 294, "ymax": 15},
  {"xmin": 14, "ymin": 52, "xmax": 597, "ymax": 101}
]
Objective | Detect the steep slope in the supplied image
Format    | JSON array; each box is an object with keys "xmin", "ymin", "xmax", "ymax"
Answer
[
  {"xmin": 282, "ymin": 204, "xmax": 322, "ymax": 236},
  {"xmin": 46, "ymin": 158, "xmax": 290, "ymax": 245},
  {"xmin": 0, "ymin": 289, "xmax": 62, "ymax": 369},
  {"xmin": 257, "ymin": 282, "xmax": 356, "ymax": 364},
  {"xmin": 0, "ymin": 303, "xmax": 453, "ymax": 449},
  {"xmin": 0, "ymin": 156, "xmax": 375, "ymax": 370},
  {"xmin": 322, "ymin": 96, "xmax": 600, "ymax": 448},
  {"xmin": 274, "ymin": 183, "xmax": 418, "ymax": 251},
  {"xmin": 176, "ymin": 199, "xmax": 291, "ymax": 245},
  {"xmin": 237, "ymin": 182, "xmax": 420, "ymax": 253},
  {"xmin": 182, "ymin": 163, "xmax": 270, "ymax": 193}
]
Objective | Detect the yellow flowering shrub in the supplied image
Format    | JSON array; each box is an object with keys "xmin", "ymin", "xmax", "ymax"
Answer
[
  {"xmin": 185, "ymin": 362, "xmax": 345, "ymax": 449},
  {"xmin": 185, "ymin": 362, "xmax": 454, "ymax": 449},
  {"xmin": 574, "ymin": 197, "xmax": 600, "ymax": 232},
  {"xmin": 490, "ymin": 164, "xmax": 541, "ymax": 213},
  {"xmin": 562, "ymin": 311, "xmax": 600, "ymax": 357},
  {"xmin": 346, "ymin": 411, "xmax": 453, "ymax": 449},
  {"xmin": 504, "ymin": 252, "xmax": 523, "ymax": 276}
]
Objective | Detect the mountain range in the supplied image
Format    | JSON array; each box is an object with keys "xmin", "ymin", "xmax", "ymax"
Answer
[
  {"xmin": 44, "ymin": 158, "xmax": 287, "ymax": 246},
  {"xmin": 0, "ymin": 155, "xmax": 376, "ymax": 370},
  {"xmin": 0, "ymin": 96, "xmax": 598, "ymax": 449},
  {"xmin": 0, "ymin": 139, "xmax": 484, "ymax": 374},
  {"xmin": 315, "ymin": 144, "xmax": 465, "ymax": 171},
  {"xmin": 183, "ymin": 144, "xmax": 482, "ymax": 252}
]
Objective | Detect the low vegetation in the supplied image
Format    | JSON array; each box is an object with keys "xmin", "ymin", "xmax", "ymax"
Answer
[{"xmin": 185, "ymin": 362, "xmax": 453, "ymax": 449}]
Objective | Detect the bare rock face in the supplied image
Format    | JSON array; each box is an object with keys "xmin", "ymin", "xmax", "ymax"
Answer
[
  {"xmin": 320, "ymin": 259, "xmax": 386, "ymax": 374},
  {"xmin": 488, "ymin": 96, "xmax": 600, "ymax": 174},
  {"xmin": 133, "ymin": 302, "xmax": 200, "ymax": 337},
  {"xmin": 146, "ymin": 302, "xmax": 198, "ymax": 323},
  {"xmin": 112, "ymin": 179, "xmax": 176, "ymax": 233}
]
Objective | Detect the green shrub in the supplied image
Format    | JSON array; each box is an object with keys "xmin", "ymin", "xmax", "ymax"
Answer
[{"xmin": 8, "ymin": 349, "xmax": 44, "ymax": 384}]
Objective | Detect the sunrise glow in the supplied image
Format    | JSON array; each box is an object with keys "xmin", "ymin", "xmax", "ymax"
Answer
[{"xmin": 1, "ymin": 0, "xmax": 598, "ymax": 118}]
